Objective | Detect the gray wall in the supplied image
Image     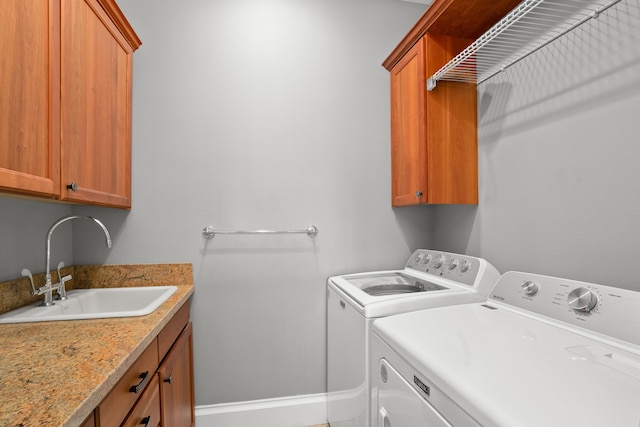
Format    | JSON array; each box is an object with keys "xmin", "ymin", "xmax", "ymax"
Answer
[
  {"xmin": 0, "ymin": 198, "xmax": 73, "ymax": 279},
  {"xmin": 73, "ymin": 0, "xmax": 431, "ymax": 405},
  {"xmin": 433, "ymin": 0, "xmax": 640, "ymax": 291},
  {"xmin": 1, "ymin": 0, "xmax": 430, "ymax": 406}
]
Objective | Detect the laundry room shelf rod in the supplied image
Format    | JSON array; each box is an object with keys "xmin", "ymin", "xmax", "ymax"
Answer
[
  {"xmin": 427, "ymin": 0, "xmax": 623, "ymax": 90},
  {"xmin": 202, "ymin": 225, "xmax": 318, "ymax": 239}
]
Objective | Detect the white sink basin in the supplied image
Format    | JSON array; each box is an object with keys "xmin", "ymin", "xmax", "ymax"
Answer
[{"xmin": 0, "ymin": 286, "xmax": 178, "ymax": 324}]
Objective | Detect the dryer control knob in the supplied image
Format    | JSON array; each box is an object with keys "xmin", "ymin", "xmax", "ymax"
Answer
[
  {"xmin": 432, "ymin": 254, "xmax": 445, "ymax": 269},
  {"xmin": 448, "ymin": 259, "xmax": 459, "ymax": 270},
  {"xmin": 567, "ymin": 287, "xmax": 598, "ymax": 312},
  {"xmin": 521, "ymin": 281, "xmax": 539, "ymax": 296}
]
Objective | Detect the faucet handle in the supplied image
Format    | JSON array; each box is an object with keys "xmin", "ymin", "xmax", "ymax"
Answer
[
  {"xmin": 55, "ymin": 261, "xmax": 72, "ymax": 300},
  {"xmin": 21, "ymin": 268, "xmax": 37, "ymax": 295},
  {"xmin": 56, "ymin": 261, "xmax": 65, "ymax": 283},
  {"xmin": 55, "ymin": 261, "xmax": 73, "ymax": 285}
]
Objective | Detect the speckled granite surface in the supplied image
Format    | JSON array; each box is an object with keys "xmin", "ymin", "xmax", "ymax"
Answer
[
  {"xmin": 0, "ymin": 266, "xmax": 74, "ymax": 315},
  {"xmin": 73, "ymin": 263, "xmax": 193, "ymax": 289},
  {"xmin": 0, "ymin": 264, "xmax": 194, "ymax": 427}
]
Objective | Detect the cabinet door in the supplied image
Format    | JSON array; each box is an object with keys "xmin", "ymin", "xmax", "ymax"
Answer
[
  {"xmin": 79, "ymin": 411, "xmax": 96, "ymax": 427},
  {"xmin": 389, "ymin": 34, "xmax": 478, "ymax": 206},
  {"xmin": 158, "ymin": 322, "xmax": 195, "ymax": 427},
  {"xmin": 0, "ymin": 0, "xmax": 60, "ymax": 196},
  {"xmin": 423, "ymin": 34, "xmax": 478, "ymax": 205},
  {"xmin": 60, "ymin": 0, "xmax": 133, "ymax": 208},
  {"xmin": 390, "ymin": 37, "xmax": 427, "ymax": 207}
]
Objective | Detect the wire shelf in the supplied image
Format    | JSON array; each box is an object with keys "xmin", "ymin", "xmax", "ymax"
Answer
[{"xmin": 427, "ymin": 0, "xmax": 624, "ymax": 90}]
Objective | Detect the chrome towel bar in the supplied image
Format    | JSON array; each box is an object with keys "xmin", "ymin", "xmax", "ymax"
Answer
[{"xmin": 202, "ymin": 225, "xmax": 318, "ymax": 239}]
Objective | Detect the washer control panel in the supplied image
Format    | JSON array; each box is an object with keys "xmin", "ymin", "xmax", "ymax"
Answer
[
  {"xmin": 490, "ymin": 271, "xmax": 640, "ymax": 347},
  {"xmin": 405, "ymin": 250, "xmax": 483, "ymax": 287}
]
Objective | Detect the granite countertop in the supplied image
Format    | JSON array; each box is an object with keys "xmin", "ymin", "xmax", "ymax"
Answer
[{"xmin": 0, "ymin": 264, "xmax": 194, "ymax": 427}]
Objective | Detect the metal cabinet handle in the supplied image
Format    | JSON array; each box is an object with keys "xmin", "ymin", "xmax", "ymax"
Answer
[
  {"xmin": 163, "ymin": 375, "xmax": 173, "ymax": 384},
  {"xmin": 67, "ymin": 182, "xmax": 78, "ymax": 191},
  {"xmin": 415, "ymin": 190, "xmax": 423, "ymax": 197},
  {"xmin": 140, "ymin": 416, "xmax": 151, "ymax": 426},
  {"xmin": 129, "ymin": 371, "xmax": 150, "ymax": 394}
]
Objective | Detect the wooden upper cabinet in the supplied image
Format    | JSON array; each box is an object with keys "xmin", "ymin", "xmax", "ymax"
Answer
[
  {"xmin": 0, "ymin": 0, "xmax": 140, "ymax": 208},
  {"xmin": 61, "ymin": 0, "xmax": 139, "ymax": 208},
  {"xmin": 390, "ymin": 33, "xmax": 477, "ymax": 206},
  {"xmin": 386, "ymin": 0, "xmax": 521, "ymax": 206},
  {"xmin": 390, "ymin": 38, "xmax": 427, "ymax": 206},
  {"xmin": 383, "ymin": 0, "xmax": 522, "ymax": 71},
  {"xmin": 0, "ymin": 0, "xmax": 60, "ymax": 197}
]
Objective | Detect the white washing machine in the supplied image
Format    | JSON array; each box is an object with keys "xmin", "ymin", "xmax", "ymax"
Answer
[
  {"xmin": 327, "ymin": 249, "xmax": 499, "ymax": 427},
  {"xmin": 371, "ymin": 271, "xmax": 640, "ymax": 427}
]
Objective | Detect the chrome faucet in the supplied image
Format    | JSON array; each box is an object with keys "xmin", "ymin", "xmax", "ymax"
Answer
[{"xmin": 22, "ymin": 215, "xmax": 112, "ymax": 306}]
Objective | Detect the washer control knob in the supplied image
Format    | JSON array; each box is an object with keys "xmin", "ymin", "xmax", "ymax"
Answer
[
  {"xmin": 567, "ymin": 287, "xmax": 598, "ymax": 312},
  {"xmin": 432, "ymin": 254, "xmax": 445, "ymax": 269},
  {"xmin": 422, "ymin": 254, "xmax": 431, "ymax": 265},
  {"xmin": 460, "ymin": 260, "xmax": 471, "ymax": 273},
  {"xmin": 521, "ymin": 281, "xmax": 539, "ymax": 296},
  {"xmin": 380, "ymin": 364, "xmax": 388, "ymax": 383},
  {"xmin": 414, "ymin": 253, "xmax": 423, "ymax": 263},
  {"xmin": 448, "ymin": 259, "xmax": 459, "ymax": 270}
]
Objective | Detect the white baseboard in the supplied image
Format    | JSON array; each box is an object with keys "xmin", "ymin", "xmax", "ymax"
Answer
[{"xmin": 195, "ymin": 393, "xmax": 328, "ymax": 427}]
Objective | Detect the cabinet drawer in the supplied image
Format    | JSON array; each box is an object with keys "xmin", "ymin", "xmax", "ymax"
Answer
[
  {"xmin": 122, "ymin": 375, "xmax": 161, "ymax": 427},
  {"xmin": 158, "ymin": 302, "xmax": 190, "ymax": 359},
  {"xmin": 98, "ymin": 338, "xmax": 159, "ymax": 427}
]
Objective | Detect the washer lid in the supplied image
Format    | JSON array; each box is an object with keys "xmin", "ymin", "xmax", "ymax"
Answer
[
  {"xmin": 344, "ymin": 272, "xmax": 448, "ymax": 295},
  {"xmin": 373, "ymin": 303, "xmax": 640, "ymax": 427},
  {"xmin": 329, "ymin": 270, "xmax": 468, "ymax": 313}
]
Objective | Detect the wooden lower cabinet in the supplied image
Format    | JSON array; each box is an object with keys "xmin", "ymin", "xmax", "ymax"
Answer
[
  {"xmin": 158, "ymin": 323, "xmax": 195, "ymax": 427},
  {"xmin": 80, "ymin": 412, "xmax": 96, "ymax": 427},
  {"xmin": 96, "ymin": 303, "xmax": 194, "ymax": 427}
]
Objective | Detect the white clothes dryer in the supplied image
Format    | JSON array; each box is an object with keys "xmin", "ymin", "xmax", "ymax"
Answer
[
  {"xmin": 371, "ymin": 271, "xmax": 640, "ymax": 427},
  {"xmin": 327, "ymin": 249, "xmax": 499, "ymax": 427}
]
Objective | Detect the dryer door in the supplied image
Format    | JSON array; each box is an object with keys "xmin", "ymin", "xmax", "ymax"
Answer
[{"xmin": 378, "ymin": 359, "xmax": 451, "ymax": 427}]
